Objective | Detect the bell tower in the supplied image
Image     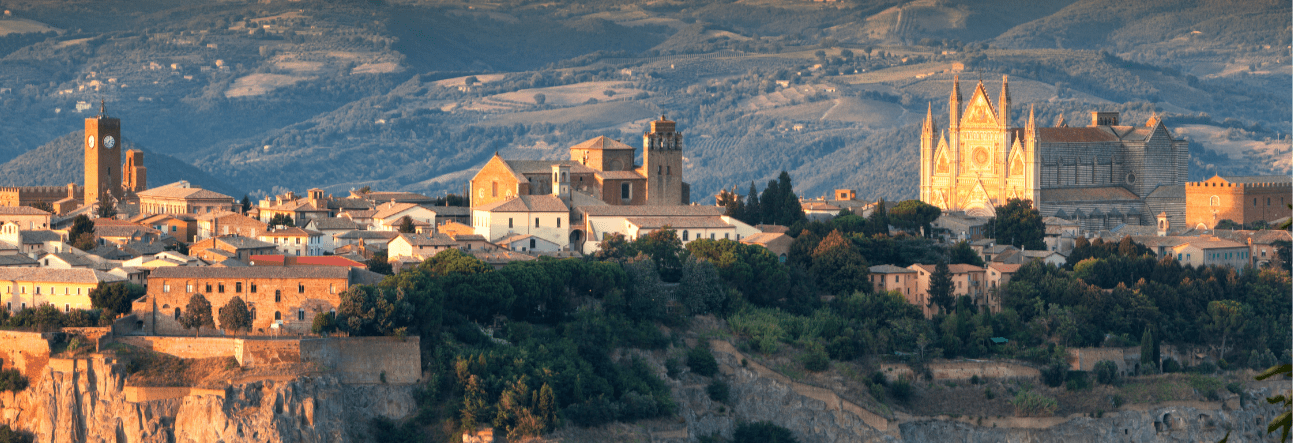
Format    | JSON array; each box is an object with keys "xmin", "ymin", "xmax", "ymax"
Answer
[
  {"xmin": 85, "ymin": 101, "xmax": 122, "ymax": 208},
  {"xmin": 641, "ymin": 115, "xmax": 684, "ymax": 205}
]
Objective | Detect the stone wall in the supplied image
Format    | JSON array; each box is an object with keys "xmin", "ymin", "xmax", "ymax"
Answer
[
  {"xmin": 878, "ymin": 360, "xmax": 1041, "ymax": 382},
  {"xmin": 239, "ymin": 338, "xmax": 302, "ymax": 366},
  {"xmin": 1068, "ymin": 346, "xmax": 1140, "ymax": 375},
  {"xmin": 300, "ymin": 336, "xmax": 421, "ymax": 384},
  {"xmin": 116, "ymin": 336, "xmax": 240, "ymax": 360},
  {"xmin": 0, "ymin": 331, "xmax": 52, "ymax": 381}
]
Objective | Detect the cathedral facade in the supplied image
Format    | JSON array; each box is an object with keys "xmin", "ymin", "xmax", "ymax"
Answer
[{"xmin": 919, "ymin": 75, "xmax": 1187, "ymax": 231}]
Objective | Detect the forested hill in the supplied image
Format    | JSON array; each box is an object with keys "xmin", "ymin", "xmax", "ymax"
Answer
[{"xmin": 0, "ymin": 132, "xmax": 238, "ymax": 197}]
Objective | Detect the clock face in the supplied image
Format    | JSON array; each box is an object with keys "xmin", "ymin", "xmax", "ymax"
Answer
[
  {"xmin": 86, "ymin": 135, "xmax": 95, "ymax": 149},
  {"xmin": 103, "ymin": 135, "xmax": 116, "ymax": 149}
]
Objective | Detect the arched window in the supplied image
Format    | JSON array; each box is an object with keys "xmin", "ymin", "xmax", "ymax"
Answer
[
  {"xmin": 491, "ymin": 181, "xmax": 498, "ymax": 197},
  {"xmin": 274, "ymin": 311, "xmax": 282, "ymax": 321},
  {"xmin": 1209, "ymin": 195, "xmax": 1219, "ymax": 206},
  {"xmin": 174, "ymin": 308, "xmax": 181, "ymax": 320},
  {"xmin": 682, "ymin": 230, "xmax": 689, "ymax": 241}
]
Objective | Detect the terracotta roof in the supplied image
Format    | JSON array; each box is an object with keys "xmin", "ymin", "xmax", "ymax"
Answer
[
  {"xmin": 802, "ymin": 201, "xmax": 841, "ymax": 212},
  {"xmin": 1036, "ymin": 127, "xmax": 1121, "ymax": 143},
  {"xmin": 1146, "ymin": 185, "xmax": 1184, "ymax": 199},
  {"xmin": 372, "ymin": 202, "xmax": 424, "ymax": 220},
  {"xmin": 755, "ymin": 224, "xmax": 789, "ymax": 234},
  {"xmin": 625, "ymin": 216, "xmax": 731, "ymax": 229},
  {"xmin": 570, "ymin": 136, "xmax": 635, "ymax": 151},
  {"xmin": 0, "ymin": 254, "xmax": 38, "ymax": 266},
  {"xmin": 503, "ymin": 160, "xmax": 597, "ymax": 175},
  {"xmin": 0, "ymin": 267, "xmax": 122, "ymax": 284},
  {"xmin": 249, "ymin": 255, "xmax": 367, "ymax": 267},
  {"xmin": 987, "ymin": 263, "xmax": 1022, "ymax": 273},
  {"xmin": 395, "ymin": 233, "xmax": 456, "ymax": 246},
  {"xmin": 869, "ymin": 264, "xmax": 916, "ymax": 274},
  {"xmin": 19, "ymin": 231, "xmax": 62, "ymax": 244},
  {"xmin": 1176, "ymin": 238, "xmax": 1246, "ymax": 250},
  {"xmin": 335, "ymin": 230, "xmax": 400, "ymax": 240},
  {"xmin": 150, "ymin": 265, "xmax": 381, "ymax": 283},
  {"xmin": 212, "ymin": 236, "xmax": 276, "ymax": 250},
  {"xmin": 449, "ymin": 233, "xmax": 487, "ymax": 242},
  {"xmin": 305, "ymin": 218, "xmax": 362, "ymax": 231},
  {"xmin": 261, "ymin": 227, "xmax": 322, "ymax": 237},
  {"xmin": 361, "ymin": 191, "xmax": 436, "ymax": 204},
  {"xmin": 94, "ymin": 224, "xmax": 163, "ymax": 238},
  {"xmin": 1039, "ymin": 187, "xmax": 1140, "ymax": 203},
  {"xmin": 1212, "ymin": 229, "xmax": 1292, "ymax": 245},
  {"xmin": 594, "ymin": 170, "xmax": 646, "ymax": 180},
  {"xmin": 910, "ymin": 263, "xmax": 985, "ymax": 274},
  {"xmin": 0, "ymin": 206, "xmax": 51, "ymax": 216},
  {"xmin": 137, "ymin": 182, "xmax": 233, "ymax": 201},
  {"xmin": 741, "ymin": 232, "xmax": 790, "ymax": 245},
  {"xmin": 438, "ymin": 221, "xmax": 475, "ymax": 236},
  {"xmin": 475, "ymin": 195, "xmax": 569, "ymax": 213},
  {"xmin": 581, "ymin": 205, "xmax": 723, "ymax": 217},
  {"xmin": 433, "ymin": 206, "xmax": 471, "ymax": 216}
]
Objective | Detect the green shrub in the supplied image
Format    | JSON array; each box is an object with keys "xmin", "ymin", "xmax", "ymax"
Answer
[
  {"xmin": 1041, "ymin": 363, "xmax": 1067, "ymax": 387},
  {"xmin": 1225, "ymin": 382, "xmax": 1243, "ymax": 395},
  {"xmin": 0, "ymin": 369, "xmax": 27, "ymax": 393},
  {"xmin": 0, "ymin": 424, "xmax": 32, "ymax": 443},
  {"xmin": 970, "ymin": 374, "xmax": 981, "ymax": 385},
  {"xmin": 799, "ymin": 344, "xmax": 829, "ymax": 372},
  {"xmin": 1093, "ymin": 360, "xmax": 1120, "ymax": 385},
  {"xmin": 1065, "ymin": 371, "xmax": 1091, "ymax": 391},
  {"xmin": 1112, "ymin": 395, "xmax": 1125, "ymax": 408},
  {"xmin": 688, "ymin": 346, "xmax": 718, "ymax": 377},
  {"xmin": 665, "ymin": 358, "xmax": 681, "ymax": 379},
  {"xmin": 707, "ymin": 379, "xmax": 730, "ymax": 403},
  {"xmin": 733, "ymin": 421, "xmax": 798, "ymax": 443},
  {"xmin": 889, "ymin": 377, "xmax": 912, "ymax": 402},
  {"xmin": 1010, "ymin": 390, "xmax": 1058, "ymax": 417},
  {"xmin": 984, "ymin": 388, "xmax": 995, "ymax": 399},
  {"xmin": 1161, "ymin": 358, "xmax": 1181, "ymax": 373},
  {"xmin": 868, "ymin": 382, "xmax": 887, "ymax": 402}
]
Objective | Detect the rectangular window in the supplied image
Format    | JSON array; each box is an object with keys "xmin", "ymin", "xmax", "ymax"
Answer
[
  {"xmin": 218, "ymin": 283, "xmax": 225, "ymax": 293},
  {"xmin": 298, "ymin": 283, "xmax": 305, "ymax": 293},
  {"xmin": 236, "ymin": 282, "xmax": 242, "ymax": 293},
  {"xmin": 250, "ymin": 282, "xmax": 257, "ymax": 293},
  {"xmin": 557, "ymin": 218, "xmax": 561, "ymax": 228},
  {"xmin": 508, "ymin": 218, "xmax": 514, "ymax": 228},
  {"xmin": 187, "ymin": 283, "xmax": 193, "ymax": 293},
  {"xmin": 535, "ymin": 218, "xmax": 540, "ymax": 228},
  {"xmin": 163, "ymin": 284, "xmax": 170, "ymax": 293},
  {"xmin": 34, "ymin": 286, "xmax": 39, "ymax": 295},
  {"xmin": 298, "ymin": 309, "xmax": 305, "ymax": 321},
  {"xmin": 64, "ymin": 304, "xmax": 69, "ymax": 313},
  {"xmin": 329, "ymin": 284, "xmax": 335, "ymax": 294},
  {"xmin": 206, "ymin": 283, "xmax": 212, "ymax": 293}
]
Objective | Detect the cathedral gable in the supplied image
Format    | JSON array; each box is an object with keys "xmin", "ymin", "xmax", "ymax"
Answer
[
  {"xmin": 934, "ymin": 136, "xmax": 950, "ymax": 174},
  {"xmin": 960, "ymin": 83, "xmax": 999, "ymax": 127},
  {"xmin": 1008, "ymin": 141, "xmax": 1025, "ymax": 177}
]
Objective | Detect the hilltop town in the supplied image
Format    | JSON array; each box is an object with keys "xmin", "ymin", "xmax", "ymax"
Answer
[
  {"xmin": 0, "ymin": 87, "xmax": 1282, "ymax": 442},
  {"xmin": 0, "ymin": 0, "xmax": 1285, "ymax": 442}
]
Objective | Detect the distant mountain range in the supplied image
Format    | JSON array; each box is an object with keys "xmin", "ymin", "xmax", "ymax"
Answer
[{"xmin": 0, "ymin": 0, "xmax": 1284, "ymax": 202}]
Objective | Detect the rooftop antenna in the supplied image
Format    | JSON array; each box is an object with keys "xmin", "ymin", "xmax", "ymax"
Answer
[{"xmin": 99, "ymin": 100, "xmax": 106, "ymax": 117}]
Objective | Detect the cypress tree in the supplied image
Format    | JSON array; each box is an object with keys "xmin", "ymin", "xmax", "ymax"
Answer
[
  {"xmin": 1139, "ymin": 328, "xmax": 1155, "ymax": 374},
  {"xmin": 745, "ymin": 182, "xmax": 761, "ymax": 225}
]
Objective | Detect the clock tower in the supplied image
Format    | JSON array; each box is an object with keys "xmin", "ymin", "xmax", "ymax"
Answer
[{"xmin": 85, "ymin": 101, "xmax": 122, "ymax": 208}]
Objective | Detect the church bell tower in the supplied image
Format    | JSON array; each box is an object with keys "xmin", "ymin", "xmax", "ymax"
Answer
[
  {"xmin": 85, "ymin": 101, "xmax": 122, "ymax": 208},
  {"xmin": 642, "ymin": 115, "xmax": 684, "ymax": 205}
]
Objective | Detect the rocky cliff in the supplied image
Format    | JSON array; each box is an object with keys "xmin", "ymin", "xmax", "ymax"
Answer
[
  {"xmin": 657, "ymin": 341, "xmax": 1286, "ymax": 443},
  {"xmin": 0, "ymin": 356, "xmax": 416, "ymax": 443}
]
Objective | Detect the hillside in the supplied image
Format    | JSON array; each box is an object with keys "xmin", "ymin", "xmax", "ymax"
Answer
[
  {"xmin": 0, "ymin": 0, "xmax": 1283, "ymax": 202},
  {"xmin": 0, "ymin": 132, "xmax": 240, "ymax": 197}
]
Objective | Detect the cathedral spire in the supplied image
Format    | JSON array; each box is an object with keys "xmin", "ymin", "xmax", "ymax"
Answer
[
  {"xmin": 923, "ymin": 102, "xmax": 934, "ymax": 132},
  {"xmin": 998, "ymin": 75, "xmax": 1010, "ymax": 127},
  {"xmin": 1026, "ymin": 104, "xmax": 1036, "ymax": 132},
  {"xmin": 949, "ymin": 75, "xmax": 962, "ymax": 127}
]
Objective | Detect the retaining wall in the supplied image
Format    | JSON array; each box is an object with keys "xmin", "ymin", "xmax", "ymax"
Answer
[
  {"xmin": 300, "ymin": 336, "xmax": 420, "ymax": 385},
  {"xmin": 0, "ymin": 330, "xmax": 53, "ymax": 380},
  {"xmin": 115, "ymin": 336, "xmax": 240, "ymax": 360}
]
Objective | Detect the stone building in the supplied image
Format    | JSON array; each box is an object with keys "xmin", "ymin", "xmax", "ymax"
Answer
[
  {"xmin": 137, "ymin": 181, "xmax": 237, "ymax": 215},
  {"xmin": 135, "ymin": 266, "xmax": 383, "ymax": 335},
  {"xmin": 0, "ymin": 185, "xmax": 81, "ymax": 211},
  {"xmin": 470, "ymin": 116, "xmax": 691, "ymax": 209},
  {"xmin": 919, "ymin": 75, "xmax": 1188, "ymax": 230},
  {"xmin": 0, "ymin": 267, "xmax": 124, "ymax": 313},
  {"xmin": 1185, "ymin": 175, "xmax": 1291, "ymax": 230}
]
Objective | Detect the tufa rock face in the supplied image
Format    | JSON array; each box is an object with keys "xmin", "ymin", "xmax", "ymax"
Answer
[{"xmin": 0, "ymin": 356, "xmax": 415, "ymax": 443}]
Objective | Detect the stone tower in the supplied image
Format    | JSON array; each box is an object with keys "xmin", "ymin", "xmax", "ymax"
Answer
[
  {"xmin": 641, "ymin": 115, "xmax": 684, "ymax": 205},
  {"xmin": 123, "ymin": 149, "xmax": 146, "ymax": 194},
  {"xmin": 85, "ymin": 101, "xmax": 122, "ymax": 207}
]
